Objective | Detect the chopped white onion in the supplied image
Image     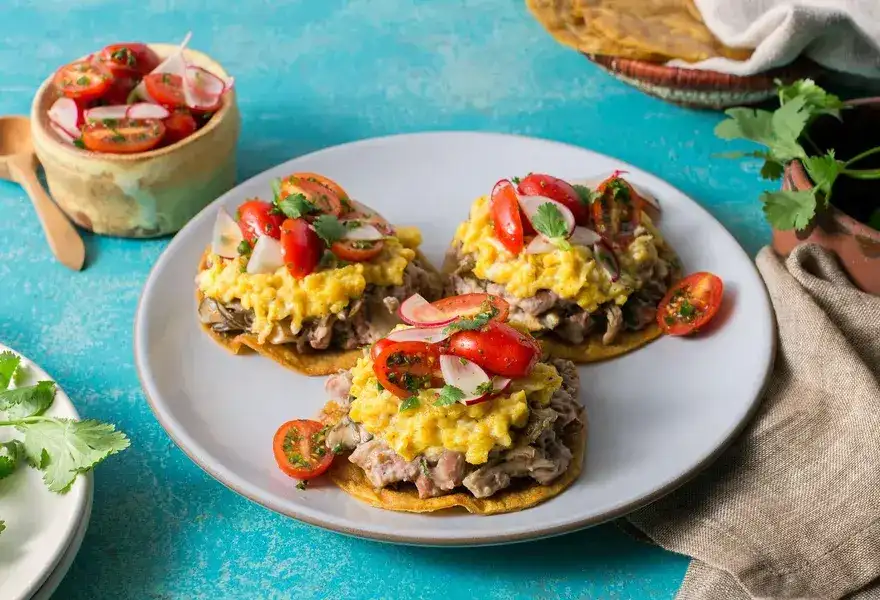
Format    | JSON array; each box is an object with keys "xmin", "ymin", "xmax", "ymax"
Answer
[
  {"xmin": 211, "ymin": 208, "xmax": 243, "ymax": 259},
  {"xmin": 246, "ymin": 235, "xmax": 284, "ymax": 275},
  {"xmin": 385, "ymin": 326, "xmax": 451, "ymax": 344}
]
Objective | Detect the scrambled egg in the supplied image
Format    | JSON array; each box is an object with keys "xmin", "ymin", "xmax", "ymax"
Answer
[
  {"xmin": 452, "ymin": 196, "xmax": 664, "ymax": 314},
  {"xmin": 347, "ymin": 355, "xmax": 563, "ymax": 465},
  {"xmin": 197, "ymin": 227, "xmax": 422, "ymax": 343}
]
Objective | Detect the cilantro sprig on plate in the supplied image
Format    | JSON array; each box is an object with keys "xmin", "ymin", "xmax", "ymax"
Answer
[
  {"xmin": 715, "ymin": 79, "xmax": 880, "ymax": 231},
  {"xmin": 0, "ymin": 351, "xmax": 130, "ymax": 532},
  {"xmin": 530, "ymin": 203, "xmax": 572, "ymax": 250}
]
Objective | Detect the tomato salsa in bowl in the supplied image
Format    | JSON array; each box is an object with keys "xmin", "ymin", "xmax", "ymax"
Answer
[{"xmin": 30, "ymin": 36, "xmax": 240, "ymax": 238}]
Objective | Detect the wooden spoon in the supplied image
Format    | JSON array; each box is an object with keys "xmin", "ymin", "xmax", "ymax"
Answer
[{"xmin": 0, "ymin": 115, "xmax": 85, "ymax": 271}]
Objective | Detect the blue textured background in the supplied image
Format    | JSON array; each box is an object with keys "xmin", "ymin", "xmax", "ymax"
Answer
[{"xmin": 0, "ymin": 1, "xmax": 780, "ymax": 598}]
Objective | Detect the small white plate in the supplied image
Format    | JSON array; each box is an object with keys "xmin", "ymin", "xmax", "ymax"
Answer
[
  {"xmin": 0, "ymin": 343, "xmax": 92, "ymax": 599},
  {"xmin": 135, "ymin": 132, "xmax": 775, "ymax": 546}
]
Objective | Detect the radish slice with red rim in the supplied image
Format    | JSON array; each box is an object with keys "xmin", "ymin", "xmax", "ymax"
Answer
[
  {"xmin": 49, "ymin": 122, "xmax": 77, "ymax": 144},
  {"xmin": 385, "ymin": 326, "xmax": 451, "ymax": 344},
  {"xmin": 131, "ymin": 31, "xmax": 192, "ymax": 102},
  {"xmin": 517, "ymin": 195, "xmax": 575, "ymax": 238},
  {"xmin": 569, "ymin": 226, "xmax": 601, "ymax": 246},
  {"xmin": 126, "ymin": 103, "xmax": 170, "ymax": 120},
  {"xmin": 439, "ymin": 355, "xmax": 491, "ymax": 403},
  {"xmin": 48, "ymin": 98, "xmax": 81, "ymax": 136},
  {"xmin": 460, "ymin": 376, "xmax": 512, "ymax": 405},
  {"xmin": 186, "ymin": 66, "xmax": 225, "ymax": 97},
  {"xmin": 593, "ymin": 240, "xmax": 620, "ymax": 282},
  {"xmin": 398, "ymin": 294, "xmax": 455, "ymax": 327},
  {"xmin": 524, "ymin": 236, "xmax": 557, "ymax": 255},
  {"xmin": 211, "ymin": 208, "xmax": 243, "ymax": 259},
  {"xmin": 342, "ymin": 223, "xmax": 384, "ymax": 241}
]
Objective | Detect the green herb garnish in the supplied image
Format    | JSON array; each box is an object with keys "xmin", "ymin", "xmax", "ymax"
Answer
[
  {"xmin": 237, "ymin": 240, "xmax": 252, "ymax": 257},
  {"xmin": 399, "ymin": 396, "xmax": 420, "ymax": 412},
  {"xmin": 312, "ymin": 215, "xmax": 350, "ymax": 246},
  {"xmin": 530, "ymin": 203, "xmax": 572, "ymax": 250},
  {"xmin": 572, "ymin": 184, "xmax": 596, "ymax": 206},
  {"xmin": 296, "ymin": 480, "xmax": 308, "ymax": 490},
  {"xmin": 433, "ymin": 385, "xmax": 465, "ymax": 407},
  {"xmin": 475, "ymin": 381, "xmax": 494, "ymax": 396}
]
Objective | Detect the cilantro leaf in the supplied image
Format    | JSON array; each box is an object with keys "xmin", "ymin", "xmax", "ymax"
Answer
[
  {"xmin": 802, "ymin": 151, "xmax": 841, "ymax": 202},
  {"xmin": 442, "ymin": 306, "xmax": 497, "ymax": 334},
  {"xmin": 715, "ymin": 108, "xmax": 775, "ymax": 145},
  {"xmin": 475, "ymin": 381, "xmax": 494, "ymax": 396},
  {"xmin": 434, "ymin": 385, "xmax": 465, "ymax": 407},
  {"xmin": 276, "ymin": 193, "xmax": 317, "ymax": 219},
  {"xmin": 0, "ymin": 440, "xmax": 22, "ymax": 479},
  {"xmin": 761, "ymin": 190, "xmax": 818, "ymax": 231},
  {"xmin": 760, "ymin": 159, "xmax": 785, "ymax": 180},
  {"xmin": 572, "ymin": 184, "xmax": 596, "ymax": 206},
  {"xmin": 19, "ymin": 418, "xmax": 130, "ymax": 493},
  {"xmin": 776, "ymin": 78, "xmax": 843, "ymax": 120},
  {"xmin": 0, "ymin": 352, "xmax": 21, "ymax": 389},
  {"xmin": 312, "ymin": 215, "xmax": 349, "ymax": 246},
  {"xmin": 271, "ymin": 178, "xmax": 283, "ymax": 203},
  {"xmin": 769, "ymin": 95, "xmax": 810, "ymax": 161},
  {"xmin": 399, "ymin": 396, "xmax": 420, "ymax": 412},
  {"xmin": 0, "ymin": 381, "xmax": 56, "ymax": 419},
  {"xmin": 530, "ymin": 203, "xmax": 573, "ymax": 250}
]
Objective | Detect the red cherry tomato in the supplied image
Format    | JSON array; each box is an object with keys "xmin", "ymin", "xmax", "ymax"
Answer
[
  {"xmin": 163, "ymin": 108, "xmax": 198, "ymax": 145},
  {"xmin": 143, "ymin": 73, "xmax": 186, "ymax": 108},
  {"xmin": 280, "ymin": 218, "xmax": 323, "ymax": 279},
  {"xmin": 80, "ymin": 118, "xmax": 165, "ymax": 154},
  {"xmin": 430, "ymin": 293, "xmax": 509, "ymax": 323},
  {"xmin": 490, "ymin": 179, "xmax": 524, "ymax": 255},
  {"xmin": 370, "ymin": 338, "xmax": 396, "ymax": 361},
  {"xmin": 373, "ymin": 341, "xmax": 442, "ymax": 399},
  {"xmin": 445, "ymin": 322, "xmax": 540, "ymax": 378},
  {"xmin": 236, "ymin": 200, "xmax": 285, "ymax": 243},
  {"xmin": 280, "ymin": 176, "xmax": 344, "ymax": 217},
  {"xmin": 272, "ymin": 420, "xmax": 334, "ymax": 480},
  {"xmin": 340, "ymin": 199, "xmax": 394, "ymax": 235},
  {"xmin": 53, "ymin": 61, "xmax": 112, "ymax": 102},
  {"xmin": 290, "ymin": 173, "xmax": 350, "ymax": 204},
  {"xmin": 330, "ymin": 240, "xmax": 384, "ymax": 262},
  {"xmin": 97, "ymin": 43, "xmax": 160, "ymax": 77},
  {"xmin": 101, "ymin": 73, "xmax": 139, "ymax": 105},
  {"xmin": 517, "ymin": 173, "xmax": 590, "ymax": 226},
  {"xmin": 593, "ymin": 171, "xmax": 644, "ymax": 244},
  {"xmin": 657, "ymin": 272, "xmax": 724, "ymax": 336}
]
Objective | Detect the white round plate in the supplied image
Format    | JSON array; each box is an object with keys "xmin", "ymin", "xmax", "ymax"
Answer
[
  {"xmin": 0, "ymin": 343, "xmax": 92, "ymax": 598},
  {"xmin": 135, "ymin": 132, "xmax": 774, "ymax": 546}
]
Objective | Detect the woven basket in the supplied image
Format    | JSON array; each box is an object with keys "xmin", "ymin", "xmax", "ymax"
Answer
[{"xmin": 586, "ymin": 55, "xmax": 820, "ymax": 110}]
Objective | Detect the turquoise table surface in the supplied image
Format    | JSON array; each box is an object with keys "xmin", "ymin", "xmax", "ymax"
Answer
[{"xmin": 0, "ymin": 1, "xmax": 772, "ymax": 598}]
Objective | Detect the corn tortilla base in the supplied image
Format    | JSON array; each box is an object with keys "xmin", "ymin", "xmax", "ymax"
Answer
[{"xmin": 318, "ymin": 400, "xmax": 587, "ymax": 515}]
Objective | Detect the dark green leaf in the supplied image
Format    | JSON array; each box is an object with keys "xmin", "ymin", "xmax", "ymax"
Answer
[
  {"xmin": 276, "ymin": 193, "xmax": 317, "ymax": 219},
  {"xmin": 760, "ymin": 159, "xmax": 785, "ymax": 180},
  {"xmin": 868, "ymin": 208, "xmax": 880, "ymax": 231},
  {"xmin": 761, "ymin": 190, "xmax": 818, "ymax": 231},
  {"xmin": 0, "ymin": 440, "xmax": 23, "ymax": 479}
]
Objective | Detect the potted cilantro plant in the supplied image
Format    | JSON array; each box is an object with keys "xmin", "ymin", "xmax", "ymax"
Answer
[{"xmin": 715, "ymin": 79, "xmax": 880, "ymax": 295}]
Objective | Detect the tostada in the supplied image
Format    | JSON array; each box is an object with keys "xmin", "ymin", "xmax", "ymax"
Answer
[
  {"xmin": 196, "ymin": 173, "xmax": 443, "ymax": 375},
  {"xmin": 444, "ymin": 171, "xmax": 682, "ymax": 362},
  {"xmin": 271, "ymin": 292, "xmax": 587, "ymax": 514}
]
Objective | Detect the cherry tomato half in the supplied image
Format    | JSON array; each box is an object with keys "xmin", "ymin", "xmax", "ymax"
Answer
[
  {"xmin": 272, "ymin": 419, "xmax": 334, "ymax": 480},
  {"xmin": 373, "ymin": 341, "xmax": 442, "ymax": 399},
  {"xmin": 370, "ymin": 338, "xmax": 396, "ymax": 361},
  {"xmin": 430, "ymin": 293, "xmax": 509, "ymax": 324},
  {"xmin": 341, "ymin": 199, "xmax": 394, "ymax": 236},
  {"xmin": 280, "ymin": 218, "xmax": 323, "ymax": 279},
  {"xmin": 290, "ymin": 173, "xmax": 350, "ymax": 205},
  {"xmin": 280, "ymin": 176, "xmax": 344, "ymax": 216},
  {"xmin": 101, "ymin": 73, "xmax": 139, "ymax": 105},
  {"xmin": 143, "ymin": 73, "xmax": 186, "ymax": 108},
  {"xmin": 53, "ymin": 60, "xmax": 112, "ymax": 102},
  {"xmin": 80, "ymin": 118, "xmax": 165, "ymax": 154},
  {"xmin": 97, "ymin": 43, "xmax": 161, "ymax": 77},
  {"xmin": 236, "ymin": 199, "xmax": 285, "ymax": 242},
  {"xmin": 593, "ymin": 172, "xmax": 643, "ymax": 244},
  {"xmin": 163, "ymin": 108, "xmax": 198, "ymax": 145},
  {"xmin": 490, "ymin": 179, "xmax": 524, "ymax": 255},
  {"xmin": 657, "ymin": 272, "xmax": 724, "ymax": 336},
  {"xmin": 517, "ymin": 173, "xmax": 590, "ymax": 226},
  {"xmin": 445, "ymin": 321, "xmax": 540, "ymax": 378},
  {"xmin": 330, "ymin": 240, "xmax": 384, "ymax": 262}
]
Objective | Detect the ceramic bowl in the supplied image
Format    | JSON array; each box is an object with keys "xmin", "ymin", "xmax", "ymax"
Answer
[
  {"xmin": 30, "ymin": 43, "xmax": 241, "ymax": 238},
  {"xmin": 585, "ymin": 55, "xmax": 819, "ymax": 110}
]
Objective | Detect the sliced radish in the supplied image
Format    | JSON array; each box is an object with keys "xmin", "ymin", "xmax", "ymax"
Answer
[
  {"xmin": 569, "ymin": 226, "xmax": 601, "ymax": 246},
  {"xmin": 49, "ymin": 122, "xmax": 77, "ymax": 144},
  {"xmin": 398, "ymin": 294, "xmax": 455, "ymax": 327},
  {"xmin": 343, "ymin": 223, "xmax": 384, "ymax": 241},
  {"xmin": 385, "ymin": 326, "xmax": 451, "ymax": 344},
  {"xmin": 247, "ymin": 235, "xmax": 284, "ymax": 275},
  {"xmin": 186, "ymin": 66, "xmax": 225, "ymax": 96},
  {"xmin": 131, "ymin": 31, "xmax": 192, "ymax": 102},
  {"xmin": 593, "ymin": 240, "xmax": 620, "ymax": 282},
  {"xmin": 223, "ymin": 76, "xmax": 235, "ymax": 92},
  {"xmin": 47, "ymin": 97, "xmax": 81, "ymax": 137},
  {"xmin": 524, "ymin": 236, "xmax": 557, "ymax": 255},
  {"xmin": 211, "ymin": 208, "xmax": 243, "ymax": 259},
  {"xmin": 518, "ymin": 196, "xmax": 575, "ymax": 238},
  {"xmin": 439, "ymin": 355, "xmax": 491, "ymax": 404},
  {"xmin": 126, "ymin": 103, "xmax": 170, "ymax": 120},
  {"xmin": 460, "ymin": 377, "xmax": 512, "ymax": 406},
  {"xmin": 84, "ymin": 105, "xmax": 130, "ymax": 121}
]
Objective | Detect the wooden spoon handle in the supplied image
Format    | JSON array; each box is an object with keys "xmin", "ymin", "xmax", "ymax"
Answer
[{"xmin": 13, "ymin": 159, "xmax": 85, "ymax": 271}]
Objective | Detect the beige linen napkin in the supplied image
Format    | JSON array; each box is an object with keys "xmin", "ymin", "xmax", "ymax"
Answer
[{"xmin": 624, "ymin": 244, "xmax": 880, "ymax": 600}]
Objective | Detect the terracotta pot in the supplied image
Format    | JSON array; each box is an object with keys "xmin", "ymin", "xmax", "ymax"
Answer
[
  {"xmin": 31, "ymin": 43, "xmax": 241, "ymax": 238},
  {"xmin": 776, "ymin": 158, "xmax": 880, "ymax": 295},
  {"xmin": 584, "ymin": 55, "xmax": 818, "ymax": 109}
]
